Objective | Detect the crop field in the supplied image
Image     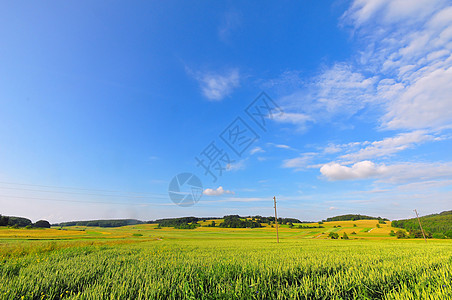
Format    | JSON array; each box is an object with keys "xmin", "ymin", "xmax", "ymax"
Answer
[{"xmin": 1, "ymin": 222, "xmax": 451, "ymax": 299}]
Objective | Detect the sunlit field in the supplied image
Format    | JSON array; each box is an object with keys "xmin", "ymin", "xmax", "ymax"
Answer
[{"xmin": 1, "ymin": 222, "xmax": 451, "ymax": 299}]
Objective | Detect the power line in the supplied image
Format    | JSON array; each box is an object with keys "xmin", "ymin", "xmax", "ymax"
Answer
[
  {"xmin": 0, "ymin": 186, "xmax": 168, "ymax": 199},
  {"xmin": 0, "ymin": 181, "xmax": 167, "ymax": 196},
  {"xmin": 0, "ymin": 194, "xmax": 172, "ymax": 206},
  {"xmin": 274, "ymin": 196, "xmax": 279, "ymax": 243}
]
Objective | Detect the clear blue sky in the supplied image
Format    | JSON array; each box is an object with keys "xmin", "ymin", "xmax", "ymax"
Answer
[{"xmin": 1, "ymin": 0, "xmax": 451, "ymax": 223}]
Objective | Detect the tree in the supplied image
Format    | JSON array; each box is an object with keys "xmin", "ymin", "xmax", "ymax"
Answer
[
  {"xmin": 342, "ymin": 232, "xmax": 349, "ymax": 240},
  {"xmin": 34, "ymin": 220, "xmax": 51, "ymax": 228},
  {"xmin": 328, "ymin": 232, "xmax": 339, "ymax": 239},
  {"xmin": 0, "ymin": 215, "xmax": 9, "ymax": 226},
  {"xmin": 389, "ymin": 230, "xmax": 395, "ymax": 236},
  {"xmin": 396, "ymin": 230, "xmax": 407, "ymax": 239}
]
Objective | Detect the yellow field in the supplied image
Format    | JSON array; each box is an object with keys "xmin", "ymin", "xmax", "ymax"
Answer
[
  {"xmin": 0, "ymin": 219, "xmax": 403, "ymax": 242},
  {"xmin": 1, "ymin": 220, "xmax": 451, "ymax": 299}
]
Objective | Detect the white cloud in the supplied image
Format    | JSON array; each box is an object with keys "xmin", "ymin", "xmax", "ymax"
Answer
[
  {"xmin": 343, "ymin": 0, "xmax": 452, "ymax": 131},
  {"xmin": 192, "ymin": 69, "xmax": 240, "ymax": 101},
  {"xmin": 274, "ymin": 1, "xmax": 452, "ymax": 132},
  {"xmin": 250, "ymin": 147, "xmax": 264, "ymax": 155},
  {"xmin": 320, "ymin": 160, "xmax": 452, "ymax": 183},
  {"xmin": 273, "ymin": 112, "xmax": 313, "ymax": 127},
  {"xmin": 274, "ymin": 63, "xmax": 377, "ymax": 128},
  {"xmin": 340, "ymin": 130, "xmax": 435, "ymax": 162},
  {"xmin": 218, "ymin": 10, "xmax": 242, "ymax": 43},
  {"xmin": 323, "ymin": 144, "xmax": 343, "ymax": 154},
  {"xmin": 203, "ymin": 186, "xmax": 234, "ymax": 196},
  {"xmin": 342, "ymin": 0, "xmax": 443, "ymax": 28},
  {"xmin": 275, "ymin": 144, "xmax": 291, "ymax": 149},
  {"xmin": 282, "ymin": 153, "xmax": 317, "ymax": 170},
  {"xmin": 320, "ymin": 161, "xmax": 387, "ymax": 180},
  {"xmin": 226, "ymin": 159, "xmax": 246, "ymax": 171}
]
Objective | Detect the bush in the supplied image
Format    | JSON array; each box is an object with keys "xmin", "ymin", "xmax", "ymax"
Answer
[
  {"xmin": 433, "ymin": 232, "xmax": 445, "ymax": 239},
  {"xmin": 0, "ymin": 215, "xmax": 9, "ymax": 226},
  {"xmin": 396, "ymin": 230, "xmax": 407, "ymax": 239},
  {"xmin": 34, "ymin": 220, "xmax": 51, "ymax": 228},
  {"xmin": 328, "ymin": 232, "xmax": 339, "ymax": 239},
  {"xmin": 353, "ymin": 224, "xmax": 357, "ymax": 227},
  {"xmin": 342, "ymin": 232, "xmax": 349, "ymax": 240},
  {"xmin": 351, "ymin": 231, "xmax": 356, "ymax": 235},
  {"xmin": 376, "ymin": 224, "xmax": 381, "ymax": 228},
  {"xmin": 389, "ymin": 230, "xmax": 395, "ymax": 236}
]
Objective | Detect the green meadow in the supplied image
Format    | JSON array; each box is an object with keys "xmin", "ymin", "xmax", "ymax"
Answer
[{"xmin": 1, "ymin": 221, "xmax": 451, "ymax": 299}]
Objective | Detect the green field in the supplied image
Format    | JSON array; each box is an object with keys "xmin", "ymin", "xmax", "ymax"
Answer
[{"xmin": 1, "ymin": 222, "xmax": 451, "ymax": 299}]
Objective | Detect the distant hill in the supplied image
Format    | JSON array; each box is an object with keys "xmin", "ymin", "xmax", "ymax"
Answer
[
  {"xmin": 0, "ymin": 214, "xmax": 32, "ymax": 227},
  {"xmin": 57, "ymin": 219, "xmax": 144, "ymax": 228},
  {"xmin": 0, "ymin": 214, "xmax": 52, "ymax": 228},
  {"xmin": 150, "ymin": 215, "xmax": 302, "ymax": 229},
  {"xmin": 392, "ymin": 210, "xmax": 452, "ymax": 239},
  {"xmin": 325, "ymin": 214, "xmax": 388, "ymax": 222}
]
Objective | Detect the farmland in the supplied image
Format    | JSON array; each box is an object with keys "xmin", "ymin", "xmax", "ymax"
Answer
[{"xmin": 1, "ymin": 220, "xmax": 451, "ymax": 299}]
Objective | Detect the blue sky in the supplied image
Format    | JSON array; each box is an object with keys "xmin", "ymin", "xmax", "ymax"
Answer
[{"xmin": 1, "ymin": 0, "xmax": 451, "ymax": 223}]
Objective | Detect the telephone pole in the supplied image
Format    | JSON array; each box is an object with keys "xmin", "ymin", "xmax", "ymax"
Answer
[
  {"xmin": 414, "ymin": 209, "xmax": 427, "ymax": 242},
  {"xmin": 273, "ymin": 196, "xmax": 279, "ymax": 243}
]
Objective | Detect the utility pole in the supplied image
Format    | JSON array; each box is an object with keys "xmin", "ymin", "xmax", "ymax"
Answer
[
  {"xmin": 273, "ymin": 196, "xmax": 279, "ymax": 243},
  {"xmin": 414, "ymin": 209, "xmax": 427, "ymax": 242}
]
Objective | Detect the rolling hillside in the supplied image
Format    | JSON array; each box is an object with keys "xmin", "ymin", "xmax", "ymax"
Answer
[{"xmin": 392, "ymin": 210, "xmax": 452, "ymax": 238}]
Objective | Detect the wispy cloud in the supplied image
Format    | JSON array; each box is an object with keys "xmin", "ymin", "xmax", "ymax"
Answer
[
  {"xmin": 190, "ymin": 69, "xmax": 240, "ymax": 101},
  {"xmin": 342, "ymin": 0, "xmax": 452, "ymax": 131},
  {"xmin": 282, "ymin": 153, "xmax": 318, "ymax": 170},
  {"xmin": 320, "ymin": 161, "xmax": 388, "ymax": 180},
  {"xmin": 203, "ymin": 186, "xmax": 234, "ymax": 196},
  {"xmin": 271, "ymin": 1, "xmax": 452, "ymax": 132},
  {"xmin": 320, "ymin": 160, "xmax": 452, "ymax": 183},
  {"xmin": 273, "ymin": 63, "xmax": 377, "ymax": 128},
  {"xmin": 218, "ymin": 10, "xmax": 242, "ymax": 43},
  {"xmin": 250, "ymin": 146, "xmax": 265, "ymax": 155},
  {"xmin": 226, "ymin": 159, "xmax": 247, "ymax": 171},
  {"xmin": 340, "ymin": 130, "xmax": 436, "ymax": 162}
]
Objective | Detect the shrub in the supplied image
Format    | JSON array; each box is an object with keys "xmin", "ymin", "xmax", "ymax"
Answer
[
  {"xmin": 342, "ymin": 232, "xmax": 349, "ymax": 240},
  {"xmin": 396, "ymin": 230, "xmax": 407, "ymax": 239},
  {"xmin": 34, "ymin": 220, "xmax": 51, "ymax": 228},
  {"xmin": 433, "ymin": 233, "xmax": 445, "ymax": 239},
  {"xmin": 328, "ymin": 232, "xmax": 339, "ymax": 239},
  {"xmin": 389, "ymin": 230, "xmax": 395, "ymax": 236}
]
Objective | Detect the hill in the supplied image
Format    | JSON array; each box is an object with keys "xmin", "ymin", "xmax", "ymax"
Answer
[
  {"xmin": 325, "ymin": 214, "xmax": 388, "ymax": 222},
  {"xmin": 57, "ymin": 219, "xmax": 144, "ymax": 227},
  {"xmin": 392, "ymin": 210, "xmax": 452, "ymax": 239},
  {"xmin": 0, "ymin": 214, "xmax": 32, "ymax": 227}
]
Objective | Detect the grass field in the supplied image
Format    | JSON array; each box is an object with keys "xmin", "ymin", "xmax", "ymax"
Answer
[{"xmin": 1, "ymin": 221, "xmax": 451, "ymax": 299}]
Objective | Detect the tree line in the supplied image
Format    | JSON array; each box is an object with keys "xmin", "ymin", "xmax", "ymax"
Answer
[
  {"xmin": 58, "ymin": 219, "xmax": 144, "ymax": 228},
  {"xmin": 325, "ymin": 214, "xmax": 389, "ymax": 222},
  {"xmin": 391, "ymin": 210, "xmax": 452, "ymax": 239},
  {"xmin": 0, "ymin": 215, "xmax": 50, "ymax": 228}
]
